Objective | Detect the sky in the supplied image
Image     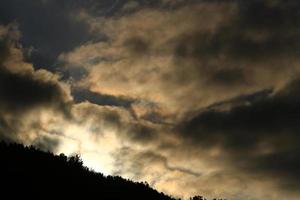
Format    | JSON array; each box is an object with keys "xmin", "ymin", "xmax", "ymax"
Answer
[{"xmin": 0, "ymin": 0, "xmax": 299, "ymax": 199}]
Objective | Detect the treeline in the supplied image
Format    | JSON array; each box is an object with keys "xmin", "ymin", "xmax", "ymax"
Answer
[
  {"xmin": 190, "ymin": 196, "xmax": 227, "ymax": 200},
  {"xmin": 0, "ymin": 141, "xmax": 226, "ymax": 200},
  {"xmin": 0, "ymin": 141, "xmax": 176, "ymax": 200}
]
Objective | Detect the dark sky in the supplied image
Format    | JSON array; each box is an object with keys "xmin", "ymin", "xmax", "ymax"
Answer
[{"xmin": 0, "ymin": 1, "xmax": 299, "ymax": 199}]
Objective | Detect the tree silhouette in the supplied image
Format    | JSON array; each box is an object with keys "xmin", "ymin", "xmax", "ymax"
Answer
[
  {"xmin": 190, "ymin": 196, "xmax": 206, "ymax": 200},
  {"xmin": 0, "ymin": 141, "xmax": 179, "ymax": 200},
  {"xmin": 190, "ymin": 195, "xmax": 227, "ymax": 200},
  {"xmin": 0, "ymin": 141, "xmax": 227, "ymax": 200}
]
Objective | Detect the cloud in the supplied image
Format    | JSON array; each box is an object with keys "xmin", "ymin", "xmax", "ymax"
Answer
[
  {"xmin": 74, "ymin": 101, "xmax": 162, "ymax": 146},
  {"xmin": 112, "ymin": 147, "xmax": 202, "ymax": 182},
  {"xmin": 32, "ymin": 135, "xmax": 60, "ymax": 152},
  {"xmin": 179, "ymin": 78, "xmax": 300, "ymax": 192},
  {"xmin": 0, "ymin": 24, "xmax": 72, "ymax": 148},
  {"xmin": 1, "ymin": 1, "xmax": 300, "ymax": 200},
  {"xmin": 54, "ymin": 1, "xmax": 300, "ymax": 199},
  {"xmin": 0, "ymin": 0, "xmax": 103, "ymax": 69},
  {"xmin": 0, "ymin": 66, "xmax": 71, "ymax": 113},
  {"xmin": 72, "ymin": 87, "xmax": 136, "ymax": 109},
  {"xmin": 60, "ymin": 1, "xmax": 237, "ymax": 116},
  {"xmin": 60, "ymin": 0, "xmax": 300, "ymax": 117}
]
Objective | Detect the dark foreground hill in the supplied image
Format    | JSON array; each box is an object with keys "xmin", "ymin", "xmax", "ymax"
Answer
[{"xmin": 0, "ymin": 142, "xmax": 177, "ymax": 200}]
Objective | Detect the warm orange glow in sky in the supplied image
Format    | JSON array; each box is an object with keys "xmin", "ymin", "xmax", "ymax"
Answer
[{"xmin": 0, "ymin": 1, "xmax": 300, "ymax": 199}]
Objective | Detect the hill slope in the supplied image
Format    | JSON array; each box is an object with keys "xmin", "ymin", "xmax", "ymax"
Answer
[{"xmin": 0, "ymin": 142, "xmax": 178, "ymax": 200}]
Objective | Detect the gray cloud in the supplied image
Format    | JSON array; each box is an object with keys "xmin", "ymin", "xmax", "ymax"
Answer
[
  {"xmin": 0, "ymin": 0, "xmax": 102, "ymax": 69},
  {"xmin": 72, "ymin": 87, "xmax": 136, "ymax": 109},
  {"xmin": 73, "ymin": 101, "xmax": 160, "ymax": 146},
  {"xmin": 0, "ymin": 38, "xmax": 71, "ymax": 114},
  {"xmin": 175, "ymin": 1, "xmax": 300, "ymax": 62},
  {"xmin": 56, "ymin": 1, "xmax": 300, "ymax": 198},
  {"xmin": 32, "ymin": 135, "xmax": 60, "ymax": 152},
  {"xmin": 0, "ymin": 25, "xmax": 72, "ymax": 149},
  {"xmin": 179, "ymin": 78, "xmax": 300, "ymax": 189},
  {"xmin": 113, "ymin": 147, "xmax": 201, "ymax": 180},
  {"xmin": 2, "ymin": 1, "xmax": 300, "ymax": 199},
  {"xmin": 0, "ymin": 66, "xmax": 71, "ymax": 114}
]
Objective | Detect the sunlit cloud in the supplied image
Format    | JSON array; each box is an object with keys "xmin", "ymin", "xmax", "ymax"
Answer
[{"xmin": 1, "ymin": 1, "xmax": 300, "ymax": 200}]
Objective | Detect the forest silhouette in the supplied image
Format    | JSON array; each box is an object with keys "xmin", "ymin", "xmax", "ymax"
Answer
[
  {"xmin": 0, "ymin": 141, "xmax": 177, "ymax": 199},
  {"xmin": 0, "ymin": 141, "xmax": 225, "ymax": 200}
]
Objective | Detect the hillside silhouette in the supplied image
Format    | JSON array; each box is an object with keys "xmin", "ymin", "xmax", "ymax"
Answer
[{"xmin": 0, "ymin": 141, "xmax": 178, "ymax": 200}]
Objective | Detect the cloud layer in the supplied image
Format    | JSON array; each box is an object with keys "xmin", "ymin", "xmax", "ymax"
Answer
[
  {"xmin": 0, "ymin": 25, "xmax": 72, "ymax": 145},
  {"xmin": 1, "ymin": 1, "xmax": 300, "ymax": 200}
]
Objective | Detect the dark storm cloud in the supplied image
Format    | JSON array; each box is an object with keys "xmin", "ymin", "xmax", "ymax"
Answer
[
  {"xmin": 0, "ymin": 0, "xmax": 100, "ymax": 69},
  {"xmin": 72, "ymin": 88, "xmax": 136, "ymax": 108},
  {"xmin": 179, "ymin": 78, "xmax": 300, "ymax": 187},
  {"xmin": 125, "ymin": 122, "xmax": 158, "ymax": 144},
  {"xmin": 0, "ymin": 67, "xmax": 70, "ymax": 113},
  {"xmin": 0, "ymin": 32, "xmax": 71, "ymax": 147},
  {"xmin": 210, "ymin": 68, "xmax": 245, "ymax": 86},
  {"xmin": 205, "ymin": 88, "xmax": 273, "ymax": 111},
  {"xmin": 0, "ymin": 40, "xmax": 10, "ymax": 61},
  {"xmin": 120, "ymin": 0, "xmax": 203, "ymax": 13},
  {"xmin": 233, "ymin": 0, "xmax": 300, "ymax": 60},
  {"xmin": 247, "ymin": 150, "xmax": 300, "ymax": 190},
  {"xmin": 72, "ymin": 88, "xmax": 169, "ymax": 126},
  {"xmin": 0, "ymin": 116, "xmax": 15, "ymax": 141},
  {"xmin": 140, "ymin": 111, "xmax": 173, "ymax": 126},
  {"xmin": 1, "ymin": 0, "xmax": 299, "ymax": 198},
  {"xmin": 0, "ymin": 0, "xmax": 185, "ymax": 70},
  {"xmin": 0, "ymin": 37, "xmax": 71, "ymax": 113},
  {"xmin": 177, "ymin": 0, "xmax": 300, "ymax": 61},
  {"xmin": 123, "ymin": 37, "xmax": 150, "ymax": 55}
]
